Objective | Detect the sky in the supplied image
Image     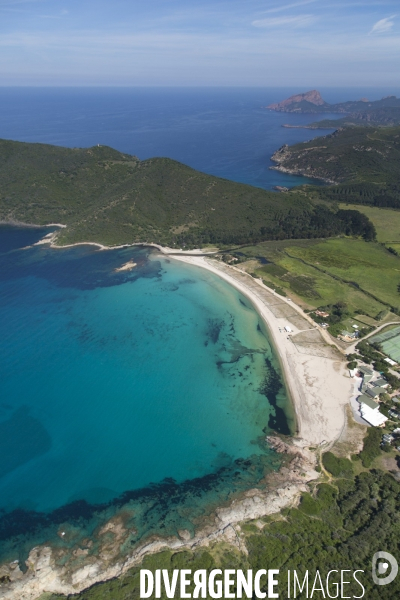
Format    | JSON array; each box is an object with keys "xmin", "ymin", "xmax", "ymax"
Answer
[{"xmin": 0, "ymin": 0, "xmax": 399, "ymax": 87}]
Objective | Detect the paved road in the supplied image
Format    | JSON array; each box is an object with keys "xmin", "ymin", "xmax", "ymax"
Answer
[{"xmin": 345, "ymin": 321, "xmax": 400, "ymax": 354}]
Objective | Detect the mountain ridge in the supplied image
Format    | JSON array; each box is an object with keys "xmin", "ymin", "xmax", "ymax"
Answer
[{"xmin": 0, "ymin": 138, "xmax": 375, "ymax": 247}]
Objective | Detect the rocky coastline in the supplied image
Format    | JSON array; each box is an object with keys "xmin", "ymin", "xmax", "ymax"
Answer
[
  {"xmin": 270, "ymin": 144, "xmax": 339, "ymax": 185},
  {"xmin": 0, "ymin": 437, "xmax": 319, "ymax": 600}
]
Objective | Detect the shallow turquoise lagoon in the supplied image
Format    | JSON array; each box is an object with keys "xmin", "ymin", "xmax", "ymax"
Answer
[{"xmin": 0, "ymin": 227, "xmax": 292, "ymax": 558}]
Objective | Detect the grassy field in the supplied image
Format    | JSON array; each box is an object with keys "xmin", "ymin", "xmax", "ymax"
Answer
[
  {"xmin": 234, "ymin": 237, "xmax": 400, "ymax": 318},
  {"xmin": 287, "ymin": 238, "xmax": 400, "ymax": 310},
  {"xmin": 339, "ymin": 204, "xmax": 400, "ymax": 243}
]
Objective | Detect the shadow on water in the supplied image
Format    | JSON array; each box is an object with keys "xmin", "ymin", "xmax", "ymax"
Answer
[
  {"xmin": 0, "ymin": 225, "xmax": 54, "ymax": 254},
  {"xmin": 0, "ymin": 408, "xmax": 52, "ymax": 479},
  {"xmin": 0, "ymin": 245, "xmax": 161, "ymax": 291}
]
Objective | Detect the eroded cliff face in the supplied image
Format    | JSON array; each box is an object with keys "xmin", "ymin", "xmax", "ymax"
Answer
[
  {"xmin": 0, "ymin": 438, "xmax": 318, "ymax": 600},
  {"xmin": 267, "ymin": 90, "xmax": 327, "ymax": 111}
]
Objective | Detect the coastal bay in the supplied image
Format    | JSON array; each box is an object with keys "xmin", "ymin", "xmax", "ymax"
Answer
[
  {"xmin": 0, "ymin": 231, "xmax": 354, "ymax": 599},
  {"xmin": 0, "ymin": 227, "xmax": 294, "ymax": 587},
  {"xmin": 0, "ymin": 88, "xmax": 380, "ymax": 599}
]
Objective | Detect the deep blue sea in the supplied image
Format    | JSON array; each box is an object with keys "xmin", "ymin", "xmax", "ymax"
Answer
[
  {"xmin": 0, "ymin": 86, "xmax": 354, "ymax": 190},
  {"xmin": 0, "ymin": 86, "xmax": 395, "ymax": 562}
]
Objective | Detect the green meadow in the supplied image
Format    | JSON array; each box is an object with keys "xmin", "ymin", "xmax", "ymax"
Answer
[
  {"xmin": 235, "ymin": 236, "xmax": 400, "ymax": 318},
  {"xmin": 287, "ymin": 238, "xmax": 400, "ymax": 310},
  {"xmin": 339, "ymin": 204, "xmax": 400, "ymax": 243}
]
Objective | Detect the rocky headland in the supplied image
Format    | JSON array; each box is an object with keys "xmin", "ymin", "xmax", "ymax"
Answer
[
  {"xmin": 267, "ymin": 90, "xmax": 327, "ymax": 112},
  {"xmin": 270, "ymin": 143, "xmax": 338, "ymax": 185},
  {"xmin": 267, "ymin": 90, "xmax": 400, "ymax": 126},
  {"xmin": 0, "ymin": 438, "xmax": 318, "ymax": 600}
]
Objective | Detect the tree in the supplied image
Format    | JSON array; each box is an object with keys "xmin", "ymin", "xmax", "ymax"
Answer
[{"xmin": 379, "ymin": 392, "xmax": 391, "ymax": 404}]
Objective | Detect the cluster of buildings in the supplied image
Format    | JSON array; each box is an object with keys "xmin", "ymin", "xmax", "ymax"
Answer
[
  {"xmin": 354, "ymin": 365, "xmax": 390, "ymax": 427},
  {"xmin": 382, "ymin": 428, "xmax": 400, "ymax": 450}
]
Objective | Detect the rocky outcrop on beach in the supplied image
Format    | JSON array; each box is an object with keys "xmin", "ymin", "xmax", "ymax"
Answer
[{"xmin": 0, "ymin": 437, "xmax": 318, "ymax": 600}]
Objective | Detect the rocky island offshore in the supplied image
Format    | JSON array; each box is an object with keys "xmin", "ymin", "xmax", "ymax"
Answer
[{"xmin": 267, "ymin": 89, "xmax": 400, "ymax": 128}]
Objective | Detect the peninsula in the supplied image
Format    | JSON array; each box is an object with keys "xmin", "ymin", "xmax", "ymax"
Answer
[
  {"xmin": 270, "ymin": 125, "xmax": 400, "ymax": 201},
  {"xmin": 267, "ymin": 90, "xmax": 400, "ymax": 128}
]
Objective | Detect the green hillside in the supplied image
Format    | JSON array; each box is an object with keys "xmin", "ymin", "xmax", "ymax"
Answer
[
  {"xmin": 271, "ymin": 126, "xmax": 400, "ymax": 185},
  {"xmin": 308, "ymin": 107, "xmax": 400, "ymax": 129},
  {"xmin": 271, "ymin": 126, "xmax": 400, "ymax": 214},
  {"xmin": 0, "ymin": 138, "xmax": 373, "ymax": 247}
]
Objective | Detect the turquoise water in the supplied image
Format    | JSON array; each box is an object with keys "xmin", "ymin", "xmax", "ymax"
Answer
[{"xmin": 0, "ymin": 227, "xmax": 291, "ymax": 560}]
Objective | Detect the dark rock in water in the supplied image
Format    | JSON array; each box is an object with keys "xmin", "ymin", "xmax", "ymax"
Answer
[
  {"xmin": 206, "ymin": 318, "xmax": 224, "ymax": 344},
  {"xmin": 259, "ymin": 358, "xmax": 291, "ymax": 436}
]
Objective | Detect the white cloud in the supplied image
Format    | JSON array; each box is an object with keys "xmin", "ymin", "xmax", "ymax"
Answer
[
  {"xmin": 261, "ymin": 0, "xmax": 319, "ymax": 15},
  {"xmin": 252, "ymin": 15, "xmax": 316, "ymax": 28},
  {"xmin": 369, "ymin": 15, "xmax": 396, "ymax": 34}
]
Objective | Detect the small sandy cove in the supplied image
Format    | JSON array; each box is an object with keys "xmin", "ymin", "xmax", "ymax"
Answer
[{"xmin": 171, "ymin": 255, "xmax": 352, "ymax": 447}]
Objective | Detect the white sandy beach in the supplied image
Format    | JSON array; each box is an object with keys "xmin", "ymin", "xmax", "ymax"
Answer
[{"xmin": 170, "ymin": 255, "xmax": 352, "ymax": 447}]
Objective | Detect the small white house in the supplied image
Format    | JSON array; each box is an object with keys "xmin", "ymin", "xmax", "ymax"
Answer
[
  {"xmin": 284, "ymin": 326, "xmax": 292, "ymax": 333},
  {"xmin": 360, "ymin": 404, "xmax": 388, "ymax": 427}
]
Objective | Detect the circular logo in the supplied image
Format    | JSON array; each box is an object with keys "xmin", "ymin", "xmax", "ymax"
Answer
[{"xmin": 372, "ymin": 552, "xmax": 398, "ymax": 586}]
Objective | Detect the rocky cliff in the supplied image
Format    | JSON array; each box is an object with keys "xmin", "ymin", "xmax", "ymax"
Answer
[
  {"xmin": 267, "ymin": 90, "xmax": 400, "ymax": 123},
  {"xmin": 267, "ymin": 90, "xmax": 327, "ymax": 111}
]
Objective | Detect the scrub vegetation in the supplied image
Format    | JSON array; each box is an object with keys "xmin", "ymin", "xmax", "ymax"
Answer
[
  {"xmin": 273, "ymin": 125, "xmax": 400, "ymax": 187},
  {"xmin": 46, "ymin": 443, "xmax": 400, "ymax": 599},
  {"xmin": 0, "ymin": 139, "xmax": 375, "ymax": 248}
]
